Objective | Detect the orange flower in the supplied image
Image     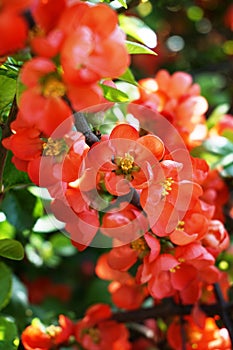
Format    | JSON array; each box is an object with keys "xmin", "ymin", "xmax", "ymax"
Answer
[
  {"xmin": 0, "ymin": 0, "xmax": 30, "ymax": 55},
  {"xmin": 22, "ymin": 315, "xmax": 74, "ymax": 350},
  {"xmin": 132, "ymin": 70, "xmax": 208, "ymax": 149},
  {"xmin": 168, "ymin": 316, "xmax": 231, "ymax": 350},
  {"xmin": 75, "ymin": 304, "xmax": 131, "ymax": 350}
]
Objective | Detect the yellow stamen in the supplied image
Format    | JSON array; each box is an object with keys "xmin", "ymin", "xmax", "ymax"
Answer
[
  {"xmin": 161, "ymin": 177, "xmax": 174, "ymax": 196},
  {"xmin": 176, "ymin": 221, "xmax": 185, "ymax": 231},
  {"xmin": 115, "ymin": 153, "xmax": 140, "ymax": 177},
  {"xmin": 131, "ymin": 237, "xmax": 148, "ymax": 258},
  {"xmin": 46, "ymin": 325, "xmax": 62, "ymax": 338},
  {"xmin": 88, "ymin": 328, "xmax": 101, "ymax": 344},
  {"xmin": 43, "ymin": 137, "xmax": 67, "ymax": 156},
  {"xmin": 43, "ymin": 77, "xmax": 66, "ymax": 98}
]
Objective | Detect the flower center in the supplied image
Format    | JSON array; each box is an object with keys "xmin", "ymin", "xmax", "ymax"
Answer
[
  {"xmin": 43, "ymin": 77, "xmax": 66, "ymax": 98},
  {"xmin": 176, "ymin": 221, "xmax": 185, "ymax": 231},
  {"xmin": 131, "ymin": 237, "xmax": 148, "ymax": 258},
  {"xmin": 161, "ymin": 177, "xmax": 174, "ymax": 196},
  {"xmin": 43, "ymin": 138, "xmax": 67, "ymax": 156},
  {"xmin": 87, "ymin": 328, "xmax": 100, "ymax": 344},
  {"xmin": 115, "ymin": 153, "xmax": 140, "ymax": 177},
  {"xmin": 46, "ymin": 325, "xmax": 62, "ymax": 338}
]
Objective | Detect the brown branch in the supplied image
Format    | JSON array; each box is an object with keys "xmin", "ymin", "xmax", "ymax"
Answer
[
  {"xmin": 214, "ymin": 283, "xmax": 233, "ymax": 346},
  {"xmin": 112, "ymin": 298, "xmax": 233, "ymax": 323},
  {"xmin": 0, "ymin": 95, "xmax": 18, "ymax": 197}
]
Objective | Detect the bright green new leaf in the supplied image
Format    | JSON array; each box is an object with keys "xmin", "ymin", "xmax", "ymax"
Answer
[
  {"xmin": 206, "ymin": 103, "xmax": 230, "ymax": 130},
  {"xmin": 119, "ymin": 14, "xmax": 157, "ymax": 48},
  {"xmin": 0, "ymin": 316, "xmax": 19, "ymax": 350},
  {"xmin": 100, "ymin": 84, "xmax": 129, "ymax": 102},
  {"xmin": 117, "ymin": 0, "xmax": 127, "ymax": 8},
  {"xmin": 126, "ymin": 40, "xmax": 157, "ymax": 55},
  {"xmin": 0, "ymin": 76, "xmax": 16, "ymax": 111},
  {"xmin": 0, "ymin": 239, "xmax": 24, "ymax": 260},
  {"xmin": 50, "ymin": 233, "xmax": 76, "ymax": 257},
  {"xmin": 118, "ymin": 68, "xmax": 138, "ymax": 86},
  {"xmin": 0, "ymin": 262, "xmax": 12, "ymax": 311},
  {"xmin": 203, "ymin": 136, "xmax": 233, "ymax": 155}
]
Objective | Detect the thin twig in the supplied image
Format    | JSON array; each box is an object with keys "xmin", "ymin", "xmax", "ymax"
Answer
[{"xmin": 214, "ymin": 283, "xmax": 233, "ymax": 347}]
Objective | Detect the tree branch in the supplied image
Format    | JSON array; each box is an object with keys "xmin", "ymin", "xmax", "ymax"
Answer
[
  {"xmin": 0, "ymin": 95, "xmax": 18, "ymax": 197},
  {"xmin": 112, "ymin": 297, "xmax": 233, "ymax": 323}
]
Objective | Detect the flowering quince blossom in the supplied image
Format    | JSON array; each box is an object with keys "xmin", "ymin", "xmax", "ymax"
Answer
[
  {"xmin": 167, "ymin": 315, "xmax": 231, "ymax": 350},
  {"xmin": 21, "ymin": 315, "xmax": 74, "ymax": 350},
  {"xmin": 132, "ymin": 69, "xmax": 208, "ymax": 149},
  {"xmin": 82, "ymin": 123, "xmax": 165, "ymax": 196},
  {"xmin": 75, "ymin": 304, "xmax": 131, "ymax": 350}
]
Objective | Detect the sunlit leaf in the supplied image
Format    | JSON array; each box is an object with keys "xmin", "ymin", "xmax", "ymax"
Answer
[
  {"xmin": 118, "ymin": 68, "xmax": 138, "ymax": 86},
  {"xmin": 117, "ymin": 0, "xmax": 127, "ymax": 8},
  {"xmin": 100, "ymin": 84, "xmax": 129, "ymax": 102},
  {"xmin": 50, "ymin": 233, "xmax": 76, "ymax": 257},
  {"xmin": 0, "ymin": 262, "xmax": 12, "ymax": 310},
  {"xmin": 125, "ymin": 40, "xmax": 157, "ymax": 55},
  {"xmin": 207, "ymin": 103, "xmax": 230, "ymax": 130},
  {"xmin": 203, "ymin": 136, "xmax": 233, "ymax": 155},
  {"xmin": 119, "ymin": 15, "xmax": 157, "ymax": 48},
  {"xmin": 0, "ymin": 316, "xmax": 19, "ymax": 350},
  {"xmin": 0, "ymin": 76, "xmax": 16, "ymax": 111},
  {"xmin": 0, "ymin": 239, "xmax": 24, "ymax": 260}
]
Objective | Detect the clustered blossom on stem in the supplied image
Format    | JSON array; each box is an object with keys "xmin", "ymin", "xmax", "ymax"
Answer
[{"xmin": 1, "ymin": 0, "xmax": 232, "ymax": 349}]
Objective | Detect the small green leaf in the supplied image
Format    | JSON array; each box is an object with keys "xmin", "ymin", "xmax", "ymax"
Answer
[
  {"xmin": 118, "ymin": 68, "xmax": 138, "ymax": 86},
  {"xmin": 0, "ymin": 76, "xmax": 16, "ymax": 111},
  {"xmin": 203, "ymin": 136, "xmax": 233, "ymax": 155},
  {"xmin": 0, "ymin": 239, "xmax": 24, "ymax": 260},
  {"xmin": 0, "ymin": 262, "xmax": 12, "ymax": 310},
  {"xmin": 207, "ymin": 103, "xmax": 230, "ymax": 130},
  {"xmin": 0, "ymin": 316, "xmax": 19, "ymax": 350},
  {"xmin": 117, "ymin": 0, "xmax": 127, "ymax": 8},
  {"xmin": 100, "ymin": 84, "xmax": 129, "ymax": 102},
  {"xmin": 2, "ymin": 189, "xmax": 37, "ymax": 231},
  {"xmin": 50, "ymin": 233, "xmax": 76, "ymax": 257},
  {"xmin": 119, "ymin": 15, "xmax": 157, "ymax": 48},
  {"xmin": 125, "ymin": 40, "xmax": 157, "ymax": 55},
  {"xmin": 3, "ymin": 151, "xmax": 31, "ymax": 190}
]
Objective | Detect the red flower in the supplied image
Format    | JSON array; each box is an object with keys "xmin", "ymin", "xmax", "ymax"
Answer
[
  {"xmin": 168, "ymin": 316, "xmax": 231, "ymax": 350},
  {"xmin": 84, "ymin": 123, "xmax": 164, "ymax": 197},
  {"xmin": 132, "ymin": 70, "xmax": 208, "ymax": 149},
  {"xmin": 22, "ymin": 315, "xmax": 74, "ymax": 350},
  {"xmin": 58, "ymin": 3, "xmax": 129, "ymax": 84},
  {"xmin": 75, "ymin": 304, "xmax": 131, "ymax": 350},
  {"xmin": 0, "ymin": 0, "xmax": 29, "ymax": 55}
]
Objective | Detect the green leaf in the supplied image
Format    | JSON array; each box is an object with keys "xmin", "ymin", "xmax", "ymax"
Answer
[
  {"xmin": 118, "ymin": 68, "xmax": 138, "ymax": 86},
  {"xmin": 125, "ymin": 40, "xmax": 157, "ymax": 55},
  {"xmin": 119, "ymin": 15, "xmax": 157, "ymax": 48},
  {"xmin": 0, "ymin": 316, "xmax": 19, "ymax": 350},
  {"xmin": 33, "ymin": 214, "xmax": 65, "ymax": 233},
  {"xmin": 50, "ymin": 233, "xmax": 76, "ymax": 257},
  {"xmin": 117, "ymin": 0, "xmax": 127, "ymax": 8},
  {"xmin": 3, "ymin": 276, "xmax": 29, "ymax": 333},
  {"xmin": 3, "ymin": 151, "xmax": 31, "ymax": 190},
  {"xmin": 207, "ymin": 103, "xmax": 230, "ymax": 130},
  {"xmin": 2, "ymin": 189, "xmax": 37, "ymax": 231},
  {"xmin": 0, "ymin": 262, "xmax": 12, "ymax": 310},
  {"xmin": 203, "ymin": 136, "xmax": 233, "ymax": 155},
  {"xmin": 0, "ymin": 239, "xmax": 24, "ymax": 260},
  {"xmin": 0, "ymin": 76, "xmax": 16, "ymax": 111},
  {"xmin": 100, "ymin": 84, "xmax": 129, "ymax": 102}
]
